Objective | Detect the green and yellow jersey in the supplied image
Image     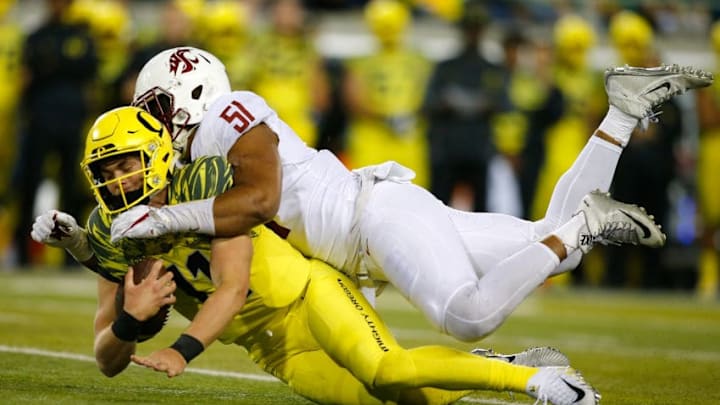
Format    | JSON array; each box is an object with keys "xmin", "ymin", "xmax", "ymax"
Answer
[
  {"xmin": 86, "ymin": 156, "xmax": 310, "ymax": 345},
  {"xmin": 83, "ymin": 159, "xmax": 533, "ymax": 405}
]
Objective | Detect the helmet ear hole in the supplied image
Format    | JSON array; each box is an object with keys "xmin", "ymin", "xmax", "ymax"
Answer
[{"xmin": 191, "ymin": 85, "xmax": 203, "ymax": 100}]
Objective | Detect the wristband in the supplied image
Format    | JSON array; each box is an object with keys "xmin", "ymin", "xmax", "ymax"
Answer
[
  {"xmin": 170, "ymin": 334, "xmax": 204, "ymax": 363},
  {"xmin": 66, "ymin": 227, "xmax": 93, "ymax": 262},
  {"xmin": 111, "ymin": 310, "xmax": 141, "ymax": 342}
]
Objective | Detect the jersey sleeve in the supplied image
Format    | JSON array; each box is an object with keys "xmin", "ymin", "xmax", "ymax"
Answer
[
  {"xmin": 247, "ymin": 226, "xmax": 311, "ymax": 308},
  {"xmin": 85, "ymin": 207, "xmax": 130, "ymax": 283},
  {"xmin": 170, "ymin": 155, "xmax": 234, "ymax": 202},
  {"xmin": 190, "ymin": 91, "xmax": 276, "ymax": 159}
]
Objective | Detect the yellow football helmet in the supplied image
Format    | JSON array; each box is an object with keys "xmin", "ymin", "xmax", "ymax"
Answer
[
  {"xmin": 174, "ymin": 0, "xmax": 205, "ymax": 26},
  {"xmin": 609, "ymin": 11, "xmax": 654, "ymax": 66},
  {"xmin": 90, "ymin": 1, "xmax": 131, "ymax": 47},
  {"xmin": 81, "ymin": 106, "xmax": 174, "ymax": 215},
  {"xmin": 0, "ymin": 0, "xmax": 16, "ymax": 19},
  {"xmin": 63, "ymin": 0, "xmax": 93, "ymax": 26},
  {"xmin": 553, "ymin": 14, "xmax": 595, "ymax": 69},
  {"xmin": 365, "ymin": 0, "xmax": 410, "ymax": 47},
  {"xmin": 200, "ymin": 0, "xmax": 248, "ymax": 55}
]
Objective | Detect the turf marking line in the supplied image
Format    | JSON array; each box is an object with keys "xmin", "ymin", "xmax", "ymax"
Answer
[
  {"xmin": 0, "ymin": 344, "xmax": 278, "ymax": 382},
  {"xmin": 0, "ymin": 344, "xmax": 522, "ymax": 404}
]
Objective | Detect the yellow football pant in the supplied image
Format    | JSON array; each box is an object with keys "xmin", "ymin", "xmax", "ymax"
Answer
[{"xmin": 249, "ymin": 261, "xmax": 537, "ymax": 404}]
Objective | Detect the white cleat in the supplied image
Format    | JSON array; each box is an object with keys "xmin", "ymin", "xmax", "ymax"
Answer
[
  {"xmin": 605, "ymin": 64, "xmax": 713, "ymax": 129},
  {"xmin": 576, "ymin": 190, "xmax": 666, "ymax": 254},
  {"xmin": 472, "ymin": 346, "xmax": 570, "ymax": 367},
  {"xmin": 526, "ymin": 366, "xmax": 601, "ymax": 405}
]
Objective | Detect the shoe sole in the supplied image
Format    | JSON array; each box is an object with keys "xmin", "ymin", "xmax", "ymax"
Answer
[
  {"xmin": 604, "ymin": 64, "xmax": 713, "ymax": 86},
  {"xmin": 584, "ymin": 190, "xmax": 667, "ymax": 248},
  {"xmin": 473, "ymin": 346, "xmax": 571, "ymax": 367}
]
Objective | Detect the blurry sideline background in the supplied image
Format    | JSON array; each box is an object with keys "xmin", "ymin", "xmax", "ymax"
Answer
[{"xmin": 2, "ymin": 0, "xmax": 719, "ymax": 297}]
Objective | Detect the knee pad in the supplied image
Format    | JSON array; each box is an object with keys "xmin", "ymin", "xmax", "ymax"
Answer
[
  {"xmin": 372, "ymin": 350, "xmax": 417, "ymax": 390},
  {"xmin": 442, "ymin": 282, "xmax": 504, "ymax": 342}
]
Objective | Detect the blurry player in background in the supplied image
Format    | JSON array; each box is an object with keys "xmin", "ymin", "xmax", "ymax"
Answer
[
  {"xmin": 529, "ymin": 14, "xmax": 606, "ymax": 222},
  {"xmin": 197, "ymin": 0, "xmax": 255, "ymax": 91},
  {"xmin": 11, "ymin": 0, "xmax": 98, "ymax": 266},
  {"xmin": 65, "ymin": 0, "xmax": 132, "ymax": 110},
  {"xmin": 695, "ymin": 20, "xmax": 720, "ymax": 300},
  {"xmin": 607, "ymin": 11, "xmax": 686, "ymax": 289},
  {"xmin": 526, "ymin": 14, "xmax": 607, "ymax": 287},
  {"xmin": 343, "ymin": 0, "xmax": 433, "ymax": 188},
  {"xmin": 0, "ymin": 0, "xmax": 23, "ymax": 255},
  {"xmin": 33, "ymin": 106, "xmax": 600, "ymax": 405},
  {"xmin": 422, "ymin": 1, "xmax": 508, "ymax": 213},
  {"xmin": 249, "ymin": 0, "xmax": 330, "ymax": 147}
]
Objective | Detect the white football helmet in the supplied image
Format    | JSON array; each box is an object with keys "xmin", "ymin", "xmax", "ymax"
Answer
[{"xmin": 133, "ymin": 46, "xmax": 232, "ymax": 157}]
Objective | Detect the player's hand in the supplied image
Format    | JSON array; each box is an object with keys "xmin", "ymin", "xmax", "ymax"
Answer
[
  {"xmin": 31, "ymin": 210, "xmax": 93, "ymax": 261},
  {"xmin": 111, "ymin": 205, "xmax": 172, "ymax": 243},
  {"xmin": 131, "ymin": 348, "xmax": 187, "ymax": 378},
  {"xmin": 122, "ymin": 266, "xmax": 176, "ymax": 321},
  {"xmin": 31, "ymin": 210, "xmax": 82, "ymax": 248}
]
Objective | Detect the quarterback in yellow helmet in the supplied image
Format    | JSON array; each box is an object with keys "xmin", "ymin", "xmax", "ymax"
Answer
[{"xmin": 33, "ymin": 106, "xmax": 599, "ymax": 405}]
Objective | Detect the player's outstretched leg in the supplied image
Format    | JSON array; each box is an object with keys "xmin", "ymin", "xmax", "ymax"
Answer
[
  {"xmin": 532, "ymin": 65, "xmax": 711, "ymax": 239},
  {"xmin": 472, "ymin": 346, "xmax": 570, "ymax": 367},
  {"xmin": 605, "ymin": 64, "xmax": 713, "ymax": 133}
]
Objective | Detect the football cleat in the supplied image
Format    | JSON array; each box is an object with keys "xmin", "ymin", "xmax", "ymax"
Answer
[
  {"xmin": 526, "ymin": 366, "xmax": 600, "ymax": 405},
  {"xmin": 576, "ymin": 190, "xmax": 666, "ymax": 254},
  {"xmin": 471, "ymin": 346, "xmax": 570, "ymax": 367},
  {"xmin": 605, "ymin": 64, "xmax": 713, "ymax": 129}
]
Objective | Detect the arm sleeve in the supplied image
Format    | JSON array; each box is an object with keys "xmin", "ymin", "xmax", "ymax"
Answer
[{"xmin": 172, "ymin": 156, "xmax": 234, "ymax": 201}]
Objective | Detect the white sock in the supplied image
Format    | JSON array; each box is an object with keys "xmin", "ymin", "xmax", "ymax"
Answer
[
  {"xmin": 551, "ymin": 250, "xmax": 582, "ymax": 276},
  {"xmin": 552, "ymin": 214, "xmax": 588, "ymax": 254},
  {"xmin": 597, "ymin": 105, "xmax": 639, "ymax": 147}
]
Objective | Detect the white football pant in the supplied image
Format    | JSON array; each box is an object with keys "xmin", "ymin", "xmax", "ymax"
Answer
[{"xmin": 360, "ymin": 136, "xmax": 622, "ymax": 341}]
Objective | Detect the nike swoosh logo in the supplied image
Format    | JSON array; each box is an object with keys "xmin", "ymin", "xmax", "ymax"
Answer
[
  {"xmin": 562, "ymin": 378, "xmax": 586, "ymax": 402},
  {"xmin": 644, "ymin": 81, "xmax": 671, "ymax": 94},
  {"xmin": 619, "ymin": 209, "xmax": 651, "ymax": 239}
]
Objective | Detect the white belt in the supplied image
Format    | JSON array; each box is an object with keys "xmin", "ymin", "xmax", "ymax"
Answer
[{"xmin": 346, "ymin": 161, "xmax": 416, "ymax": 304}]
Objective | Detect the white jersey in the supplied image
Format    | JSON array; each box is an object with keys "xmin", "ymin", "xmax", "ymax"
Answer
[
  {"xmin": 191, "ymin": 91, "xmax": 361, "ymax": 271},
  {"xmin": 188, "ymin": 90, "xmax": 609, "ymax": 341}
]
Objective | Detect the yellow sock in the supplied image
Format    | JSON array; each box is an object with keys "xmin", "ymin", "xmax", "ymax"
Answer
[{"xmin": 375, "ymin": 345, "xmax": 536, "ymax": 394}]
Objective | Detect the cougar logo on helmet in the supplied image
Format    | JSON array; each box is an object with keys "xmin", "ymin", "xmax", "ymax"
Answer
[
  {"xmin": 169, "ymin": 48, "xmax": 201, "ymax": 75},
  {"xmin": 134, "ymin": 46, "xmax": 232, "ymax": 159}
]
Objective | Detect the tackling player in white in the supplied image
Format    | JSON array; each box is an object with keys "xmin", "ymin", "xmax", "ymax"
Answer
[{"xmin": 85, "ymin": 47, "xmax": 715, "ymax": 342}]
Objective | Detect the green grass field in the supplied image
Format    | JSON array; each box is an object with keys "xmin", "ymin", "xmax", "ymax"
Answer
[{"xmin": 1, "ymin": 268, "xmax": 719, "ymax": 404}]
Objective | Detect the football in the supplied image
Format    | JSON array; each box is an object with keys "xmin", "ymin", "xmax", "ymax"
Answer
[{"xmin": 114, "ymin": 258, "xmax": 172, "ymax": 342}]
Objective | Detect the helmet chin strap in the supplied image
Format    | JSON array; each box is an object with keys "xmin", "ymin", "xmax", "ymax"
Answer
[
  {"xmin": 106, "ymin": 189, "xmax": 149, "ymax": 213},
  {"xmin": 172, "ymin": 125, "xmax": 199, "ymax": 163}
]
